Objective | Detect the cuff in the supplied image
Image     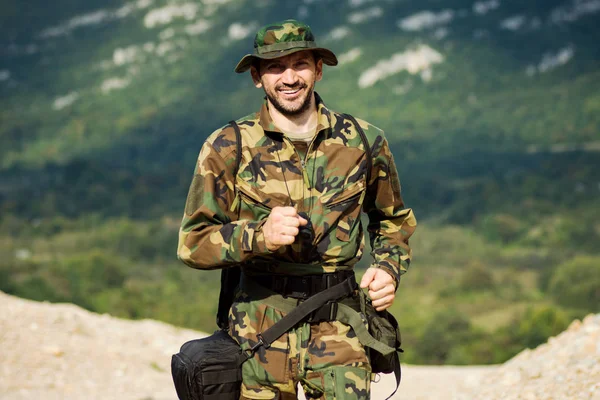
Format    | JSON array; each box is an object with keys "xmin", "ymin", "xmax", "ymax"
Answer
[
  {"xmin": 249, "ymin": 220, "xmax": 274, "ymax": 255},
  {"xmin": 372, "ymin": 263, "xmax": 400, "ymax": 291}
]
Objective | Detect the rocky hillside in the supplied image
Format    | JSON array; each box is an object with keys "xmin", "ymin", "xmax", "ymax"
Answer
[{"xmin": 1, "ymin": 291, "xmax": 598, "ymax": 400}]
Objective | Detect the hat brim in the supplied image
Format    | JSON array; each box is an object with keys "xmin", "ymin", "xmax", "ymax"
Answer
[{"xmin": 234, "ymin": 47, "xmax": 338, "ymax": 73}]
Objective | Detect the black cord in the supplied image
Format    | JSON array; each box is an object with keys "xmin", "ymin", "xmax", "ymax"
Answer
[{"xmin": 275, "ymin": 145, "xmax": 295, "ymax": 208}]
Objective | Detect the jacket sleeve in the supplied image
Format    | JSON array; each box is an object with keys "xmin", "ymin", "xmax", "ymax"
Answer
[
  {"xmin": 363, "ymin": 132, "xmax": 417, "ymax": 286},
  {"xmin": 177, "ymin": 128, "xmax": 273, "ymax": 269}
]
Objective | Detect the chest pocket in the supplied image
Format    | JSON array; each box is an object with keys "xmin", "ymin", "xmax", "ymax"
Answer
[
  {"xmin": 234, "ymin": 180, "xmax": 288, "ymax": 221},
  {"xmin": 322, "ymin": 180, "xmax": 366, "ymax": 242}
]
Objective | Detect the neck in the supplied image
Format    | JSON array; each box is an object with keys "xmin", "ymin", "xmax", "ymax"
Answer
[{"xmin": 267, "ymin": 94, "xmax": 318, "ymax": 135}]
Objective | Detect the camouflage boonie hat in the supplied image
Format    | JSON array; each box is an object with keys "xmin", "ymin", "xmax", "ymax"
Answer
[{"xmin": 234, "ymin": 19, "xmax": 338, "ymax": 73}]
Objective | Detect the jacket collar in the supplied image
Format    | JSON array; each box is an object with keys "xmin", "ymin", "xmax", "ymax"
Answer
[{"xmin": 258, "ymin": 92, "xmax": 332, "ymax": 135}]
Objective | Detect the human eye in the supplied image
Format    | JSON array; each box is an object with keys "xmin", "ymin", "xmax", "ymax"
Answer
[{"xmin": 266, "ymin": 62, "xmax": 283, "ymax": 72}]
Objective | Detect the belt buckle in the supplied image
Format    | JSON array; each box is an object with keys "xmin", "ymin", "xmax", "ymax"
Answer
[
  {"xmin": 289, "ymin": 276, "xmax": 310, "ymax": 299},
  {"xmin": 307, "ymin": 301, "xmax": 338, "ymax": 323},
  {"xmin": 290, "ymin": 290, "xmax": 309, "ymax": 299}
]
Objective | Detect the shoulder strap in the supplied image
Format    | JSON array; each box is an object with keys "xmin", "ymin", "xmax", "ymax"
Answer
[
  {"xmin": 216, "ymin": 121, "xmax": 243, "ymax": 330},
  {"xmin": 229, "ymin": 120, "xmax": 242, "ymax": 178},
  {"xmin": 342, "ymin": 113, "xmax": 372, "ymax": 184}
]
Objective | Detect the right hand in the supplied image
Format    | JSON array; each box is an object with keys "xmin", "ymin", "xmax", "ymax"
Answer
[{"xmin": 263, "ymin": 207, "xmax": 308, "ymax": 251}]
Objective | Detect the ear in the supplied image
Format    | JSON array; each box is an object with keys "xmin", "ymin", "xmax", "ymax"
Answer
[
  {"xmin": 250, "ymin": 66, "xmax": 262, "ymax": 88},
  {"xmin": 314, "ymin": 58, "xmax": 323, "ymax": 82}
]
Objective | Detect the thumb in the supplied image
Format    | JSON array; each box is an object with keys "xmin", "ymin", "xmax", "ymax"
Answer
[
  {"xmin": 360, "ymin": 267, "xmax": 377, "ymax": 289},
  {"xmin": 297, "ymin": 212, "xmax": 309, "ymax": 226}
]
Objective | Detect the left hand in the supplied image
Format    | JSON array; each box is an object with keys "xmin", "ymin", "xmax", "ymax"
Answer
[{"xmin": 359, "ymin": 267, "xmax": 396, "ymax": 311}]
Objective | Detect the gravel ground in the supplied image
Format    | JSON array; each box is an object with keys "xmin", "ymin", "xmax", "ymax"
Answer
[{"xmin": 1, "ymin": 291, "xmax": 598, "ymax": 400}]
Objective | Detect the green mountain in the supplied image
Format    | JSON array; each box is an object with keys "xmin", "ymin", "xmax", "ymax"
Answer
[{"xmin": 1, "ymin": 0, "xmax": 599, "ymax": 364}]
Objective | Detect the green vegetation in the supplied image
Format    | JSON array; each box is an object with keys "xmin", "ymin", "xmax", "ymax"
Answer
[
  {"xmin": 1, "ymin": 217, "xmax": 597, "ymax": 365},
  {"xmin": 1, "ymin": 0, "xmax": 599, "ymax": 365},
  {"xmin": 548, "ymin": 256, "xmax": 600, "ymax": 310}
]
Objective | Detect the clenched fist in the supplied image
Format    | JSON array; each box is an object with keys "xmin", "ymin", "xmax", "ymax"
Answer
[
  {"xmin": 263, "ymin": 207, "xmax": 308, "ymax": 252},
  {"xmin": 360, "ymin": 267, "xmax": 396, "ymax": 311}
]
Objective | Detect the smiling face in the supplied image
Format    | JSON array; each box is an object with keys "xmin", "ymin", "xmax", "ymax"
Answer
[{"xmin": 251, "ymin": 50, "xmax": 323, "ymax": 117}]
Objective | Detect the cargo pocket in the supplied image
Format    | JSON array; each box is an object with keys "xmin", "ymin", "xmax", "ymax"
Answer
[
  {"xmin": 238, "ymin": 303, "xmax": 291, "ymax": 389},
  {"xmin": 237, "ymin": 185, "xmax": 273, "ymax": 219},
  {"xmin": 323, "ymin": 365, "xmax": 371, "ymax": 400},
  {"xmin": 324, "ymin": 180, "xmax": 366, "ymax": 242}
]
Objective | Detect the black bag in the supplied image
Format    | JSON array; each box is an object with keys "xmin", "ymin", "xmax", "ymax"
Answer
[
  {"xmin": 171, "ymin": 329, "xmax": 246, "ymax": 400},
  {"xmin": 365, "ymin": 304, "xmax": 402, "ymax": 374}
]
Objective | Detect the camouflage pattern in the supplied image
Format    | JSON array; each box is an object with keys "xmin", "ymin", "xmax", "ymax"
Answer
[
  {"xmin": 177, "ymin": 92, "xmax": 417, "ymax": 285},
  {"xmin": 230, "ymin": 286, "xmax": 371, "ymax": 399},
  {"xmin": 234, "ymin": 19, "xmax": 337, "ymax": 73},
  {"xmin": 254, "ymin": 20, "xmax": 315, "ymax": 49}
]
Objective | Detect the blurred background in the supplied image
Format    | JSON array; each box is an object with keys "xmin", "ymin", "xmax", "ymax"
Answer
[{"xmin": 1, "ymin": 0, "xmax": 598, "ymax": 366}]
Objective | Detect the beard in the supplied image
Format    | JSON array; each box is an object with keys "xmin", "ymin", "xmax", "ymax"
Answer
[{"xmin": 263, "ymin": 81, "xmax": 315, "ymax": 116}]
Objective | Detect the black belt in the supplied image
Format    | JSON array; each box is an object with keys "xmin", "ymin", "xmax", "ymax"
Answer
[{"xmin": 247, "ymin": 270, "xmax": 356, "ymax": 301}]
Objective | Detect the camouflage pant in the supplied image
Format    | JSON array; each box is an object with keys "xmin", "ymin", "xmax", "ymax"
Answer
[{"xmin": 229, "ymin": 287, "xmax": 371, "ymax": 400}]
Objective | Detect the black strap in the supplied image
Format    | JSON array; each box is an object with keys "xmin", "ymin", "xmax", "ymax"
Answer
[
  {"xmin": 381, "ymin": 357, "xmax": 401, "ymax": 400},
  {"xmin": 248, "ymin": 270, "xmax": 355, "ymax": 300},
  {"xmin": 389, "ymin": 357, "xmax": 401, "ymax": 400},
  {"xmin": 247, "ymin": 277, "xmax": 357, "ymax": 356},
  {"xmin": 342, "ymin": 113, "xmax": 372, "ymax": 184},
  {"xmin": 229, "ymin": 120, "xmax": 242, "ymax": 178},
  {"xmin": 216, "ymin": 121, "xmax": 243, "ymax": 330}
]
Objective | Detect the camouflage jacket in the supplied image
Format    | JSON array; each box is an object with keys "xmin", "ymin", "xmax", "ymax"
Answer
[{"xmin": 177, "ymin": 93, "xmax": 416, "ymax": 284}]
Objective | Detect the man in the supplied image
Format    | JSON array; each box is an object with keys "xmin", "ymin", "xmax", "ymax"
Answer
[{"xmin": 178, "ymin": 19, "xmax": 416, "ymax": 400}]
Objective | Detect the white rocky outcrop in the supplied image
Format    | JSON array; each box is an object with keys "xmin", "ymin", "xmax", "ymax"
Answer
[
  {"xmin": 358, "ymin": 45, "xmax": 444, "ymax": 88},
  {"xmin": 398, "ymin": 10, "xmax": 454, "ymax": 31}
]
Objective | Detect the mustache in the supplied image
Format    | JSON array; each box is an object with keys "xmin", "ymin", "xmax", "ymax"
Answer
[{"xmin": 276, "ymin": 82, "xmax": 307, "ymax": 91}]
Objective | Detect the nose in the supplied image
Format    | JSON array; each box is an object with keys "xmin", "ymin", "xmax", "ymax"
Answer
[{"xmin": 281, "ymin": 67, "xmax": 298, "ymax": 85}]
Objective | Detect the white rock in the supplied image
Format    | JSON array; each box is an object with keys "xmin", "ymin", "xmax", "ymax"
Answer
[
  {"xmin": 113, "ymin": 46, "xmax": 139, "ymax": 66},
  {"xmin": 326, "ymin": 26, "xmax": 351, "ymax": 41},
  {"xmin": 185, "ymin": 19, "xmax": 211, "ymax": 36},
  {"xmin": 538, "ymin": 46, "xmax": 575, "ymax": 73},
  {"xmin": 53, "ymin": 92, "xmax": 80, "ymax": 110},
  {"xmin": 338, "ymin": 48, "xmax": 362, "ymax": 65},
  {"xmin": 348, "ymin": 6, "xmax": 383, "ymax": 24},
  {"xmin": 349, "ymin": 0, "xmax": 374, "ymax": 7},
  {"xmin": 143, "ymin": 3, "xmax": 198, "ymax": 28},
  {"xmin": 473, "ymin": 0, "xmax": 500, "ymax": 15},
  {"xmin": 101, "ymin": 77, "xmax": 131, "ymax": 93},
  {"xmin": 500, "ymin": 15, "xmax": 526, "ymax": 30},
  {"xmin": 159, "ymin": 27, "xmax": 175, "ymax": 40},
  {"xmin": 398, "ymin": 10, "xmax": 454, "ymax": 31},
  {"xmin": 228, "ymin": 22, "xmax": 258, "ymax": 41},
  {"xmin": 551, "ymin": 0, "xmax": 600, "ymax": 24},
  {"xmin": 358, "ymin": 45, "xmax": 444, "ymax": 88}
]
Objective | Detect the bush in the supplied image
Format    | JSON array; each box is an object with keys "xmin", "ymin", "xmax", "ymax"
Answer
[
  {"xmin": 57, "ymin": 250, "xmax": 128, "ymax": 309},
  {"xmin": 414, "ymin": 308, "xmax": 481, "ymax": 365},
  {"xmin": 501, "ymin": 305, "xmax": 569, "ymax": 351},
  {"xmin": 439, "ymin": 262, "xmax": 495, "ymax": 297},
  {"xmin": 459, "ymin": 262, "xmax": 495, "ymax": 291},
  {"xmin": 548, "ymin": 256, "xmax": 600, "ymax": 311}
]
